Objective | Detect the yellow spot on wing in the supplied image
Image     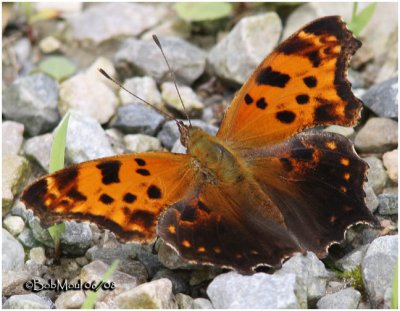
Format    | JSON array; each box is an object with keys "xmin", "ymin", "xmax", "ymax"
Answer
[
  {"xmin": 344, "ymin": 172, "xmax": 350, "ymax": 180},
  {"xmin": 326, "ymin": 141, "xmax": 337, "ymax": 150},
  {"xmin": 198, "ymin": 246, "xmax": 206, "ymax": 253},
  {"xmin": 182, "ymin": 240, "xmax": 191, "ymax": 248},
  {"xmin": 214, "ymin": 247, "xmax": 221, "ymax": 254},
  {"xmin": 340, "ymin": 158, "xmax": 350, "ymax": 166},
  {"xmin": 168, "ymin": 225, "xmax": 176, "ymax": 234}
]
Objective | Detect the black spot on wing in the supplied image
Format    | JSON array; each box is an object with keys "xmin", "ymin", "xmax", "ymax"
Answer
[
  {"xmin": 307, "ymin": 50, "xmax": 321, "ymax": 67},
  {"xmin": 21, "ymin": 179, "xmax": 48, "ymax": 211},
  {"xmin": 96, "ymin": 161, "xmax": 121, "ymax": 185},
  {"xmin": 147, "ymin": 185, "xmax": 162, "ymax": 199},
  {"xmin": 180, "ymin": 207, "xmax": 196, "ymax": 222},
  {"xmin": 123, "ymin": 193, "xmax": 137, "ymax": 203},
  {"xmin": 135, "ymin": 158, "xmax": 146, "ymax": 166},
  {"xmin": 315, "ymin": 98, "xmax": 337, "ymax": 122},
  {"xmin": 296, "ymin": 94, "xmax": 309, "ymax": 105},
  {"xmin": 280, "ymin": 158, "xmax": 293, "ymax": 172},
  {"xmin": 256, "ymin": 66, "xmax": 290, "ymax": 88},
  {"xmin": 244, "ymin": 93, "xmax": 253, "ymax": 105},
  {"xmin": 291, "ymin": 148, "xmax": 314, "ymax": 161},
  {"xmin": 198, "ymin": 200, "xmax": 211, "ymax": 213},
  {"xmin": 67, "ymin": 188, "xmax": 87, "ymax": 202},
  {"xmin": 303, "ymin": 76, "xmax": 317, "ymax": 88},
  {"xmin": 136, "ymin": 169, "xmax": 150, "ymax": 176},
  {"xmin": 256, "ymin": 97, "xmax": 267, "ymax": 110},
  {"xmin": 99, "ymin": 193, "xmax": 114, "ymax": 205},
  {"xmin": 276, "ymin": 111, "xmax": 296, "ymax": 124}
]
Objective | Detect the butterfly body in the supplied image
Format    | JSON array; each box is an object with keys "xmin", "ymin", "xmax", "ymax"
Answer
[{"xmin": 22, "ymin": 16, "xmax": 379, "ymax": 274}]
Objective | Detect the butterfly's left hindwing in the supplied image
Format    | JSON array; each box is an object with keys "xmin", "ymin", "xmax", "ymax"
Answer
[{"xmin": 22, "ymin": 152, "xmax": 196, "ymax": 242}]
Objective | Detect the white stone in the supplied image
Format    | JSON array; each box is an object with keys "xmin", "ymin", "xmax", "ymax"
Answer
[
  {"xmin": 382, "ymin": 149, "xmax": 398, "ymax": 183},
  {"xmin": 316, "ymin": 288, "xmax": 361, "ymax": 309},
  {"xmin": 2, "ymin": 121, "xmax": 24, "ymax": 156},
  {"xmin": 120, "ymin": 76, "xmax": 163, "ymax": 109},
  {"xmin": 3, "ymin": 215, "xmax": 25, "ymax": 236},
  {"xmin": 55, "ymin": 291, "xmax": 85, "ymax": 309},
  {"xmin": 39, "ymin": 36, "xmax": 61, "ymax": 54},
  {"xmin": 124, "ymin": 134, "xmax": 162, "ymax": 153}
]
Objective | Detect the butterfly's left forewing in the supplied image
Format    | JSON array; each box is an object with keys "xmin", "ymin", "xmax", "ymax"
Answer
[{"xmin": 22, "ymin": 152, "xmax": 196, "ymax": 242}]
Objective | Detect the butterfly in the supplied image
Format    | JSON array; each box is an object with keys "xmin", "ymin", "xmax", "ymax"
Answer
[{"xmin": 22, "ymin": 16, "xmax": 379, "ymax": 274}]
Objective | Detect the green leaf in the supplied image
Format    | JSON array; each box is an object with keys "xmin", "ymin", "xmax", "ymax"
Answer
[
  {"xmin": 347, "ymin": 2, "xmax": 377, "ymax": 36},
  {"xmin": 82, "ymin": 260, "xmax": 120, "ymax": 309},
  {"xmin": 38, "ymin": 56, "xmax": 76, "ymax": 82},
  {"xmin": 174, "ymin": 2, "xmax": 233, "ymax": 22},
  {"xmin": 48, "ymin": 222, "xmax": 65, "ymax": 255},
  {"xmin": 391, "ymin": 259, "xmax": 398, "ymax": 309},
  {"xmin": 49, "ymin": 112, "xmax": 70, "ymax": 173}
]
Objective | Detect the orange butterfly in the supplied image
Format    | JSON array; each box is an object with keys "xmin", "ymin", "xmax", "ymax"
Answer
[{"xmin": 22, "ymin": 16, "xmax": 378, "ymax": 274}]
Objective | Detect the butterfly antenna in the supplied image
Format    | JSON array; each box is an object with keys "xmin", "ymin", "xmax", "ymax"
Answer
[
  {"xmin": 152, "ymin": 35, "xmax": 192, "ymax": 128},
  {"xmin": 98, "ymin": 68, "xmax": 177, "ymax": 121}
]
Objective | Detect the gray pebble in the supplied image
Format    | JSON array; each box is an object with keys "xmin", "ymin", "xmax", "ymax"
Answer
[
  {"xmin": 124, "ymin": 134, "xmax": 162, "ymax": 153},
  {"xmin": 355, "ymin": 118, "xmax": 398, "ymax": 153},
  {"xmin": 3, "ymin": 294, "xmax": 55, "ymax": 309},
  {"xmin": 378, "ymin": 192, "xmax": 398, "ymax": 215},
  {"xmin": 364, "ymin": 156, "xmax": 388, "ymax": 195},
  {"xmin": 55, "ymin": 291, "xmax": 85, "ymax": 309},
  {"xmin": 60, "ymin": 221, "xmax": 93, "ymax": 256},
  {"xmin": 207, "ymin": 271, "xmax": 305, "ymax": 308},
  {"xmin": 120, "ymin": 76, "xmax": 163, "ymax": 109},
  {"xmin": 23, "ymin": 133, "xmax": 53, "ymax": 172},
  {"xmin": 153, "ymin": 269, "xmax": 190, "ymax": 294},
  {"xmin": 316, "ymin": 288, "xmax": 361, "ymax": 309},
  {"xmin": 362, "ymin": 235, "xmax": 398, "ymax": 308},
  {"xmin": 110, "ymin": 104, "xmax": 165, "ymax": 136},
  {"xmin": 2, "ymin": 229, "xmax": 25, "ymax": 272},
  {"xmin": 175, "ymin": 293, "xmax": 194, "ymax": 309},
  {"xmin": 208, "ymin": 13, "xmax": 282, "ymax": 84},
  {"xmin": 114, "ymin": 37, "xmax": 206, "ymax": 85},
  {"xmin": 2, "ymin": 121, "xmax": 24, "ymax": 156},
  {"xmin": 336, "ymin": 244, "xmax": 369, "ymax": 272},
  {"xmin": 362, "ymin": 77, "xmax": 398, "ymax": 118},
  {"xmin": 3, "ymin": 74, "xmax": 60, "ymax": 136},
  {"xmin": 192, "ymin": 297, "xmax": 213, "ymax": 309}
]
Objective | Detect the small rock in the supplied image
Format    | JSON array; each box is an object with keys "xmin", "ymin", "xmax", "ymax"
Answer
[
  {"xmin": 175, "ymin": 293, "xmax": 194, "ymax": 309},
  {"xmin": 382, "ymin": 149, "xmax": 398, "ymax": 183},
  {"xmin": 207, "ymin": 271, "xmax": 305, "ymax": 308},
  {"xmin": 23, "ymin": 133, "xmax": 53, "ymax": 172},
  {"xmin": 59, "ymin": 72, "xmax": 118, "ymax": 124},
  {"xmin": 60, "ymin": 221, "xmax": 93, "ymax": 256},
  {"xmin": 2, "ymin": 270, "xmax": 31, "ymax": 296},
  {"xmin": 120, "ymin": 76, "xmax": 163, "ymax": 109},
  {"xmin": 3, "ymin": 294, "xmax": 55, "ymax": 309},
  {"xmin": 316, "ymin": 288, "xmax": 361, "ymax": 309},
  {"xmin": 3, "ymin": 215, "xmax": 25, "ymax": 236},
  {"xmin": 2, "ymin": 121, "xmax": 24, "ymax": 156},
  {"xmin": 29, "ymin": 247, "xmax": 46, "ymax": 265},
  {"xmin": 136, "ymin": 247, "xmax": 164, "ymax": 278},
  {"xmin": 18, "ymin": 228, "xmax": 40, "ymax": 248},
  {"xmin": 69, "ymin": 3, "xmax": 168, "ymax": 44},
  {"xmin": 114, "ymin": 37, "xmax": 206, "ymax": 85},
  {"xmin": 326, "ymin": 281, "xmax": 344, "ymax": 294},
  {"xmin": 157, "ymin": 120, "xmax": 218, "ymax": 149},
  {"xmin": 65, "ymin": 111, "xmax": 116, "ymax": 163},
  {"xmin": 86, "ymin": 57, "xmax": 117, "ymax": 89},
  {"xmin": 161, "ymin": 82, "xmax": 204, "ymax": 117},
  {"xmin": 11, "ymin": 199, "xmax": 33, "ymax": 222},
  {"xmin": 28, "ymin": 217, "xmax": 54, "ymax": 248},
  {"xmin": 13, "ymin": 38, "xmax": 31, "ymax": 64},
  {"xmin": 153, "ymin": 269, "xmax": 190, "ymax": 294},
  {"xmin": 157, "ymin": 240, "xmax": 193, "ymax": 270},
  {"xmin": 86, "ymin": 244, "xmax": 148, "ymax": 283},
  {"xmin": 124, "ymin": 134, "xmax": 162, "ymax": 153},
  {"xmin": 363, "ymin": 156, "xmax": 388, "ymax": 195},
  {"xmin": 55, "ymin": 291, "xmax": 86, "ymax": 309},
  {"xmin": 192, "ymin": 298, "xmax": 213, "ymax": 309},
  {"xmin": 39, "ymin": 36, "xmax": 61, "ymax": 54},
  {"xmin": 378, "ymin": 193, "xmax": 398, "ymax": 215},
  {"xmin": 24, "ymin": 260, "xmax": 48, "ymax": 278},
  {"xmin": 105, "ymin": 128, "xmax": 126, "ymax": 154},
  {"xmin": 275, "ymin": 252, "xmax": 329, "ymax": 304},
  {"xmin": 208, "ymin": 12, "xmax": 282, "ymax": 84},
  {"xmin": 141, "ymin": 18, "xmax": 191, "ymax": 40},
  {"xmin": 190, "ymin": 267, "xmax": 221, "ymax": 286},
  {"xmin": 80, "ymin": 260, "xmax": 139, "ymax": 308},
  {"xmin": 364, "ymin": 182, "xmax": 379, "ymax": 213},
  {"xmin": 355, "ymin": 118, "xmax": 398, "ymax": 153},
  {"xmin": 361, "ymin": 77, "xmax": 398, "ymax": 118},
  {"xmin": 324, "ymin": 125, "xmax": 354, "ymax": 138},
  {"xmin": 362, "ymin": 235, "xmax": 398, "ymax": 308},
  {"xmin": 2, "ymin": 229, "xmax": 25, "ymax": 272},
  {"xmin": 171, "ymin": 140, "xmax": 187, "ymax": 154},
  {"xmin": 110, "ymin": 104, "xmax": 165, "ymax": 136},
  {"xmin": 3, "ymin": 74, "xmax": 60, "ymax": 136},
  {"xmin": 336, "ymin": 244, "xmax": 369, "ymax": 272},
  {"xmin": 2, "ymin": 155, "xmax": 30, "ymax": 213},
  {"xmin": 115, "ymin": 278, "xmax": 177, "ymax": 308}
]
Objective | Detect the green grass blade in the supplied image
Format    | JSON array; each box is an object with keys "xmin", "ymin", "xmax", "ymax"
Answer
[
  {"xmin": 81, "ymin": 260, "xmax": 120, "ymax": 309},
  {"xmin": 347, "ymin": 2, "xmax": 377, "ymax": 36},
  {"xmin": 49, "ymin": 112, "xmax": 70, "ymax": 173},
  {"xmin": 391, "ymin": 259, "xmax": 398, "ymax": 309},
  {"xmin": 351, "ymin": 2, "xmax": 358, "ymax": 21}
]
